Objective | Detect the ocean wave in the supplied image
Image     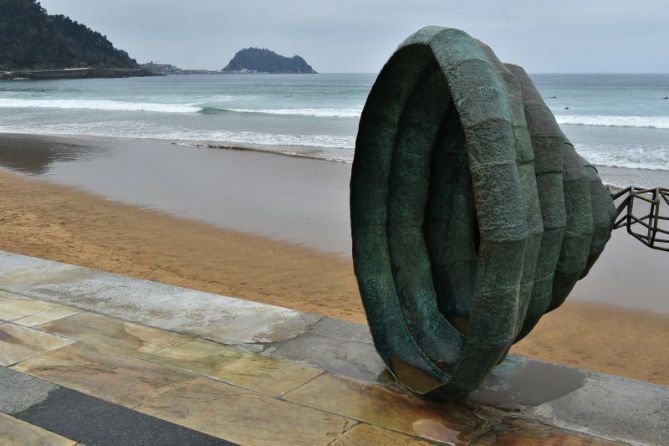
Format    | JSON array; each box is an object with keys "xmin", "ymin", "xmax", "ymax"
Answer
[
  {"xmin": 0, "ymin": 122, "xmax": 356, "ymax": 153},
  {"xmin": 555, "ymin": 114, "xmax": 669, "ymax": 129},
  {"xmin": 0, "ymin": 98, "xmax": 201, "ymax": 113},
  {"xmin": 575, "ymin": 144, "xmax": 669, "ymax": 171},
  {"xmin": 2, "ymin": 121, "xmax": 669, "ymax": 170},
  {"xmin": 0, "ymin": 98, "xmax": 362, "ymax": 118},
  {"xmin": 200, "ymin": 107, "xmax": 362, "ymax": 118}
]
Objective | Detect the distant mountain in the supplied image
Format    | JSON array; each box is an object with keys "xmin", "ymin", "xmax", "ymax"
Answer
[
  {"xmin": 0, "ymin": 0, "xmax": 138, "ymax": 71},
  {"xmin": 222, "ymin": 48, "xmax": 317, "ymax": 74}
]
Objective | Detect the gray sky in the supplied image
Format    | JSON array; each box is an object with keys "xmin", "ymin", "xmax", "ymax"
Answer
[{"xmin": 39, "ymin": 0, "xmax": 668, "ymax": 73}]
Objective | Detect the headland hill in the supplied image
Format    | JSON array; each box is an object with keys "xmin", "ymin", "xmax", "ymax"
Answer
[
  {"xmin": 143, "ymin": 48, "xmax": 318, "ymax": 75},
  {"xmin": 0, "ymin": 0, "xmax": 152, "ymax": 80},
  {"xmin": 221, "ymin": 48, "xmax": 317, "ymax": 74},
  {"xmin": 0, "ymin": 1, "xmax": 317, "ymax": 80}
]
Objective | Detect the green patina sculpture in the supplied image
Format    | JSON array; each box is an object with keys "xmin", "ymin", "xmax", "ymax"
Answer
[{"xmin": 350, "ymin": 26, "xmax": 616, "ymax": 400}]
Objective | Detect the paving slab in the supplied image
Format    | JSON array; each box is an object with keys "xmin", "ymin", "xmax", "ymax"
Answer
[
  {"xmin": 0, "ymin": 250, "xmax": 666, "ymax": 445},
  {"xmin": 266, "ymin": 332, "xmax": 387, "ymax": 382},
  {"xmin": 2, "ymin": 370, "xmax": 234, "ymax": 446},
  {"xmin": 0, "ymin": 367, "xmax": 58, "ymax": 415},
  {"xmin": 0, "ymin": 412, "xmax": 76, "ymax": 446},
  {"xmin": 143, "ymin": 338, "xmax": 323, "ymax": 396},
  {"xmin": 473, "ymin": 417, "xmax": 624, "ymax": 445},
  {"xmin": 0, "ymin": 251, "xmax": 320, "ymax": 348},
  {"xmin": 0, "ymin": 323, "xmax": 74, "ymax": 366},
  {"xmin": 330, "ymin": 424, "xmax": 437, "ymax": 446},
  {"xmin": 13, "ymin": 342, "xmax": 197, "ymax": 408},
  {"xmin": 283, "ymin": 372, "xmax": 482, "ymax": 444},
  {"xmin": 13, "ymin": 305, "xmax": 80, "ymax": 327},
  {"xmin": 136, "ymin": 377, "xmax": 353, "ymax": 446},
  {"xmin": 528, "ymin": 372, "xmax": 669, "ymax": 446},
  {"xmin": 38, "ymin": 311, "xmax": 190, "ymax": 357},
  {"xmin": 0, "ymin": 291, "xmax": 56, "ymax": 321}
]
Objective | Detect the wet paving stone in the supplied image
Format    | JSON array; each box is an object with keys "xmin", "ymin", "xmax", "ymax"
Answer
[
  {"xmin": 284, "ymin": 373, "xmax": 480, "ymax": 444},
  {"xmin": 471, "ymin": 418, "xmax": 627, "ymax": 445},
  {"xmin": 13, "ymin": 306, "xmax": 80, "ymax": 328},
  {"xmin": 17, "ymin": 387, "xmax": 234, "ymax": 446},
  {"xmin": 0, "ymin": 292, "xmax": 56, "ymax": 322},
  {"xmin": 144, "ymin": 338, "xmax": 322, "ymax": 396},
  {"xmin": 0, "ymin": 323, "xmax": 74, "ymax": 366},
  {"xmin": 330, "ymin": 423, "xmax": 438, "ymax": 445},
  {"xmin": 13, "ymin": 343, "xmax": 197, "ymax": 407},
  {"xmin": 266, "ymin": 332, "xmax": 387, "ymax": 382},
  {"xmin": 37, "ymin": 312, "xmax": 190, "ymax": 356},
  {"xmin": 137, "ymin": 377, "xmax": 353, "ymax": 446},
  {"xmin": 0, "ymin": 412, "xmax": 76, "ymax": 446},
  {"xmin": 0, "ymin": 251, "xmax": 665, "ymax": 445}
]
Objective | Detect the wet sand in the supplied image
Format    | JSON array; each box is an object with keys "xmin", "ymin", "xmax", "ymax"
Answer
[
  {"xmin": 1, "ymin": 134, "xmax": 667, "ymax": 313},
  {"xmin": 0, "ymin": 134, "xmax": 351, "ymax": 254},
  {"xmin": 0, "ymin": 134, "xmax": 667, "ymax": 386}
]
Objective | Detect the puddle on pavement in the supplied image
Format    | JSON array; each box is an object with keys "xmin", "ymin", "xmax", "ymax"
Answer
[{"xmin": 469, "ymin": 355, "xmax": 586, "ymax": 408}]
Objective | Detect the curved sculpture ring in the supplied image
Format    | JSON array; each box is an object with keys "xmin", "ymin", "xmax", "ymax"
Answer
[{"xmin": 350, "ymin": 27, "xmax": 616, "ymax": 400}]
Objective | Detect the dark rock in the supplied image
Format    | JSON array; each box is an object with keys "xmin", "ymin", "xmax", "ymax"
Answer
[{"xmin": 222, "ymin": 48, "xmax": 317, "ymax": 74}]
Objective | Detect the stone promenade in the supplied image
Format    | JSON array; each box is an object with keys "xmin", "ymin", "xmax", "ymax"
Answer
[{"xmin": 0, "ymin": 251, "xmax": 666, "ymax": 445}]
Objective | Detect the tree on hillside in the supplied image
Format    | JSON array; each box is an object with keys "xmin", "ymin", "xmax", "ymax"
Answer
[{"xmin": 0, "ymin": 0, "xmax": 138, "ymax": 70}]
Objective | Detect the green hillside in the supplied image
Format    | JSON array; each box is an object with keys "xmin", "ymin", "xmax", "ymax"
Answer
[
  {"xmin": 222, "ymin": 48, "xmax": 317, "ymax": 74},
  {"xmin": 0, "ymin": 0, "xmax": 138, "ymax": 70}
]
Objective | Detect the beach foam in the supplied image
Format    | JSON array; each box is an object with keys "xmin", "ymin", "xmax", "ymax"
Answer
[
  {"xmin": 4, "ymin": 119, "xmax": 669, "ymax": 169},
  {"xmin": 0, "ymin": 98, "xmax": 362, "ymax": 118},
  {"xmin": 0, "ymin": 121, "xmax": 356, "ymax": 161},
  {"xmin": 0, "ymin": 98, "xmax": 201, "ymax": 113},
  {"xmin": 556, "ymin": 114, "xmax": 669, "ymax": 129},
  {"xmin": 575, "ymin": 143, "xmax": 669, "ymax": 171},
  {"xmin": 200, "ymin": 107, "xmax": 362, "ymax": 118}
]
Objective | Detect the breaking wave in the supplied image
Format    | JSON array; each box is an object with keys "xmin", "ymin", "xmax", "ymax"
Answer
[
  {"xmin": 555, "ymin": 114, "xmax": 669, "ymax": 129},
  {"xmin": 200, "ymin": 107, "xmax": 362, "ymax": 118},
  {"xmin": 0, "ymin": 98, "xmax": 362, "ymax": 118},
  {"xmin": 0, "ymin": 98, "xmax": 202, "ymax": 113}
]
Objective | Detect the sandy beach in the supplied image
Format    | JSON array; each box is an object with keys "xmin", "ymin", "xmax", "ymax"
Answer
[{"xmin": 0, "ymin": 134, "xmax": 667, "ymax": 386}]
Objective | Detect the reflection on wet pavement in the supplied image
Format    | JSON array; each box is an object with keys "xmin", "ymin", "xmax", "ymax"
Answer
[{"xmin": 469, "ymin": 355, "xmax": 586, "ymax": 408}]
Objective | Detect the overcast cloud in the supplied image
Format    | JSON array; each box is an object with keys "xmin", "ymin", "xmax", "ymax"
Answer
[{"xmin": 39, "ymin": 0, "xmax": 668, "ymax": 73}]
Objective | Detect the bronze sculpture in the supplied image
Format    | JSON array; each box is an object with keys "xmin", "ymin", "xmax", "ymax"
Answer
[{"xmin": 350, "ymin": 27, "xmax": 616, "ymax": 400}]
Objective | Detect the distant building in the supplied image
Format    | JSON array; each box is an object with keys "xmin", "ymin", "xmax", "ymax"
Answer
[{"xmin": 140, "ymin": 62, "xmax": 182, "ymax": 75}]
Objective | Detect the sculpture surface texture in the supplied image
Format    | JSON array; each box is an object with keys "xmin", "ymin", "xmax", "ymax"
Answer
[{"xmin": 350, "ymin": 27, "xmax": 616, "ymax": 400}]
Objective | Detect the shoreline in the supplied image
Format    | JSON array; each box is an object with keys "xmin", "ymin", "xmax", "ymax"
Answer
[
  {"xmin": 0, "ymin": 133, "xmax": 354, "ymax": 254},
  {"xmin": 0, "ymin": 147, "xmax": 667, "ymax": 385},
  {"xmin": 1, "ymin": 130, "xmax": 667, "ymax": 180},
  {"xmin": 0, "ymin": 131, "xmax": 356, "ymax": 164},
  {"xmin": 0, "ymin": 67, "xmax": 157, "ymax": 81},
  {"xmin": 1, "ymin": 133, "xmax": 667, "ymax": 312}
]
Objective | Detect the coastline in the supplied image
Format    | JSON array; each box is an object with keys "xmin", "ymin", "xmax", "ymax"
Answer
[
  {"xmin": 0, "ymin": 134, "xmax": 667, "ymax": 386},
  {"xmin": 0, "ymin": 133, "xmax": 354, "ymax": 254},
  {"xmin": 1, "ymin": 133, "xmax": 666, "ymax": 312},
  {"xmin": 0, "ymin": 67, "xmax": 156, "ymax": 81}
]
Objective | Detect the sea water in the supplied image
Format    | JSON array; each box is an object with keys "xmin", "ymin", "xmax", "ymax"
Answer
[{"xmin": 0, "ymin": 73, "xmax": 668, "ymax": 175}]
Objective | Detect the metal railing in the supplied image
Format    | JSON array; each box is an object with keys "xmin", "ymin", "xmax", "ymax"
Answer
[{"xmin": 611, "ymin": 187, "xmax": 669, "ymax": 252}]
